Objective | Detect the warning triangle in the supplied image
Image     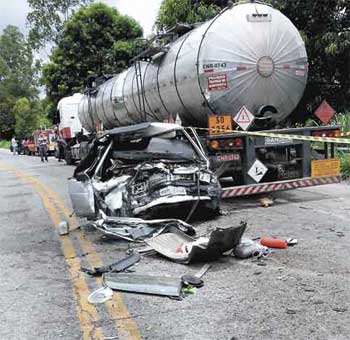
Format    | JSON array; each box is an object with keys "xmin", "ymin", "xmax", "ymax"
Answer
[{"xmin": 236, "ymin": 108, "xmax": 251, "ymax": 123}]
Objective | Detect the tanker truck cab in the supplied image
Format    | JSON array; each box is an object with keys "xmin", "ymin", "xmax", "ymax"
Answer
[{"xmin": 57, "ymin": 93, "xmax": 90, "ymax": 164}]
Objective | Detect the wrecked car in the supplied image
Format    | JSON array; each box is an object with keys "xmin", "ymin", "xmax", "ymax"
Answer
[{"xmin": 69, "ymin": 122, "xmax": 221, "ymax": 220}]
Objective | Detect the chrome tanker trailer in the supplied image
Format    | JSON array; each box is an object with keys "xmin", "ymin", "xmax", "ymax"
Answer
[
  {"xmin": 70, "ymin": 1, "xmax": 341, "ymax": 199},
  {"xmin": 79, "ymin": 1, "xmax": 308, "ymax": 130}
]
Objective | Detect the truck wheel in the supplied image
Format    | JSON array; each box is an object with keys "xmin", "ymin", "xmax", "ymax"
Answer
[{"xmin": 64, "ymin": 149, "xmax": 73, "ymax": 165}]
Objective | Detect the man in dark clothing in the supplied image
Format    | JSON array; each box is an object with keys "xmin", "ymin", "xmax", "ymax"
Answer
[{"xmin": 38, "ymin": 134, "xmax": 48, "ymax": 162}]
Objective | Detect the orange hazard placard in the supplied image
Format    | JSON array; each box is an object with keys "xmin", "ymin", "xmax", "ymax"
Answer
[
  {"xmin": 311, "ymin": 158, "xmax": 340, "ymax": 178},
  {"xmin": 208, "ymin": 115, "xmax": 232, "ymax": 135}
]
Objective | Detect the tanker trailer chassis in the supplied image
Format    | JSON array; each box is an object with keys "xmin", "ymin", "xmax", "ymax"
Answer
[{"xmin": 202, "ymin": 125, "xmax": 341, "ymax": 198}]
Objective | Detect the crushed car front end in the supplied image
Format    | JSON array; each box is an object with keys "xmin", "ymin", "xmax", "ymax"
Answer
[{"xmin": 69, "ymin": 123, "xmax": 221, "ymax": 220}]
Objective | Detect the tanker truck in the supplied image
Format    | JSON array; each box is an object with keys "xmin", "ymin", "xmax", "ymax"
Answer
[{"xmin": 69, "ymin": 1, "xmax": 341, "ymax": 208}]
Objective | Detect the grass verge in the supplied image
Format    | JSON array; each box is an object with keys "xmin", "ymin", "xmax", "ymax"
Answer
[
  {"xmin": 0, "ymin": 140, "xmax": 10, "ymax": 149},
  {"xmin": 337, "ymin": 150, "xmax": 350, "ymax": 179}
]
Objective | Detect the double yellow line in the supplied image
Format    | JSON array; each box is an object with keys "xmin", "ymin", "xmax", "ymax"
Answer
[{"xmin": 0, "ymin": 163, "xmax": 140, "ymax": 340}]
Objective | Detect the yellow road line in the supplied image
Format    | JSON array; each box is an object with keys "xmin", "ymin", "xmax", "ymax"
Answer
[
  {"xmin": 35, "ymin": 176, "xmax": 141, "ymax": 340},
  {"xmin": 0, "ymin": 163, "xmax": 141, "ymax": 340},
  {"xmin": 0, "ymin": 163, "xmax": 104, "ymax": 340}
]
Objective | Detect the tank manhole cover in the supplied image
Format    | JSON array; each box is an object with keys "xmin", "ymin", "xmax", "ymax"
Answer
[{"xmin": 257, "ymin": 56, "xmax": 275, "ymax": 77}]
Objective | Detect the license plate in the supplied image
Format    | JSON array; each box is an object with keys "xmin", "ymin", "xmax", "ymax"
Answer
[
  {"xmin": 216, "ymin": 153, "xmax": 240, "ymax": 162},
  {"xmin": 160, "ymin": 186, "xmax": 187, "ymax": 197},
  {"xmin": 199, "ymin": 172, "xmax": 211, "ymax": 183}
]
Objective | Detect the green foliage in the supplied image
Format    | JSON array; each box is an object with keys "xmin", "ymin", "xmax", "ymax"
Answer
[
  {"xmin": 337, "ymin": 150, "xmax": 350, "ymax": 179},
  {"xmin": 267, "ymin": 0, "xmax": 350, "ymax": 120},
  {"xmin": 13, "ymin": 98, "xmax": 39, "ymax": 139},
  {"xmin": 27, "ymin": 0, "xmax": 92, "ymax": 49},
  {"xmin": 331, "ymin": 112, "xmax": 350, "ymax": 135},
  {"xmin": 0, "ymin": 26, "xmax": 38, "ymax": 139},
  {"xmin": 42, "ymin": 3, "xmax": 143, "ymax": 105},
  {"xmin": 156, "ymin": 0, "xmax": 221, "ymax": 31},
  {"xmin": 0, "ymin": 140, "xmax": 11, "ymax": 149}
]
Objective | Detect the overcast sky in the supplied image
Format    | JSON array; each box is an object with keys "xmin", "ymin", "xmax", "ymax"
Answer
[{"xmin": 0, "ymin": 0, "xmax": 163, "ymax": 37}]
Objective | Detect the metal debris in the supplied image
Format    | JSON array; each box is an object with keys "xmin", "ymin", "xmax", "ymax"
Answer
[
  {"xmin": 104, "ymin": 272, "xmax": 182, "ymax": 298},
  {"xmin": 82, "ymin": 251, "xmax": 141, "ymax": 276},
  {"xmin": 93, "ymin": 214, "xmax": 195, "ymax": 242}
]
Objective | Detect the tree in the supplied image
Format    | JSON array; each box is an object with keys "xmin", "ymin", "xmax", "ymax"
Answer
[
  {"xmin": 268, "ymin": 0, "xmax": 350, "ymax": 117},
  {"xmin": 42, "ymin": 3, "xmax": 143, "ymax": 104},
  {"xmin": 156, "ymin": 0, "xmax": 221, "ymax": 31},
  {"xmin": 0, "ymin": 26, "xmax": 38, "ymax": 139},
  {"xmin": 27, "ymin": 0, "xmax": 92, "ymax": 49},
  {"xmin": 13, "ymin": 98, "xmax": 39, "ymax": 138}
]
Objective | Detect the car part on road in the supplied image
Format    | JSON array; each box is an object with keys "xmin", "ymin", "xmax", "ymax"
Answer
[
  {"xmin": 181, "ymin": 263, "xmax": 211, "ymax": 288},
  {"xmin": 93, "ymin": 213, "xmax": 195, "ymax": 242},
  {"xmin": 104, "ymin": 272, "xmax": 182, "ymax": 298},
  {"xmin": 145, "ymin": 223, "xmax": 246, "ymax": 264},
  {"xmin": 234, "ymin": 239, "xmax": 270, "ymax": 259},
  {"xmin": 82, "ymin": 251, "xmax": 141, "ymax": 276},
  {"xmin": 68, "ymin": 178, "xmax": 96, "ymax": 218},
  {"xmin": 88, "ymin": 286, "xmax": 114, "ymax": 304}
]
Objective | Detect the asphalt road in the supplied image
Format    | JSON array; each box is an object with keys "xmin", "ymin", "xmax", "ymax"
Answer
[{"xmin": 0, "ymin": 149, "xmax": 349, "ymax": 340}]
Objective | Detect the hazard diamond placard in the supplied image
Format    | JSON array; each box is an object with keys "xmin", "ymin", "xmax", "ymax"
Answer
[
  {"xmin": 314, "ymin": 100, "xmax": 336, "ymax": 124},
  {"xmin": 248, "ymin": 159, "xmax": 268, "ymax": 183},
  {"xmin": 234, "ymin": 106, "xmax": 255, "ymax": 131}
]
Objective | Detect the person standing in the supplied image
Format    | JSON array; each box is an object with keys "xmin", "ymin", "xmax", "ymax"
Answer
[
  {"xmin": 38, "ymin": 133, "xmax": 48, "ymax": 162},
  {"xmin": 11, "ymin": 136, "xmax": 17, "ymax": 155}
]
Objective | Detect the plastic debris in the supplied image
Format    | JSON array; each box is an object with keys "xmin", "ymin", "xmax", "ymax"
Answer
[
  {"xmin": 145, "ymin": 223, "xmax": 246, "ymax": 264},
  {"xmin": 260, "ymin": 236, "xmax": 288, "ymax": 249},
  {"xmin": 260, "ymin": 197, "xmax": 274, "ymax": 207},
  {"xmin": 58, "ymin": 220, "xmax": 69, "ymax": 235},
  {"xmin": 88, "ymin": 286, "xmax": 113, "ymax": 304}
]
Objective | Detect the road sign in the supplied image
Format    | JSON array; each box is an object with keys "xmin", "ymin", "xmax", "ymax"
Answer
[
  {"xmin": 234, "ymin": 106, "xmax": 255, "ymax": 131},
  {"xmin": 314, "ymin": 100, "xmax": 336, "ymax": 124},
  {"xmin": 248, "ymin": 159, "xmax": 268, "ymax": 183}
]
